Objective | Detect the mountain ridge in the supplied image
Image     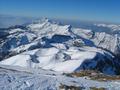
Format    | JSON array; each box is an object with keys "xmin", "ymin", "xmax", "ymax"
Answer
[{"xmin": 0, "ymin": 18, "xmax": 120, "ymax": 75}]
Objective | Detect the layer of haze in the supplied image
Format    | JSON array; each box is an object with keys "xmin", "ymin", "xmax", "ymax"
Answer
[{"xmin": 0, "ymin": 0, "xmax": 120, "ymax": 23}]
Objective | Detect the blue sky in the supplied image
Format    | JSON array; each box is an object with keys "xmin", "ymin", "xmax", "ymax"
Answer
[{"xmin": 0, "ymin": 0, "xmax": 120, "ymax": 23}]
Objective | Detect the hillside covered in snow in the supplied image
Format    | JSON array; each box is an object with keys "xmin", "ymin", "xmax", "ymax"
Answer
[{"xmin": 0, "ymin": 18, "xmax": 120, "ymax": 75}]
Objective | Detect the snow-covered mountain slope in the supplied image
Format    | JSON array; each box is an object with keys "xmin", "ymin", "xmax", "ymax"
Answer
[
  {"xmin": 1, "ymin": 65, "xmax": 120, "ymax": 90},
  {"xmin": 0, "ymin": 46, "xmax": 117, "ymax": 75},
  {"xmin": 94, "ymin": 23, "xmax": 120, "ymax": 34},
  {"xmin": 71, "ymin": 27, "xmax": 120, "ymax": 56},
  {"xmin": 0, "ymin": 18, "xmax": 120, "ymax": 75}
]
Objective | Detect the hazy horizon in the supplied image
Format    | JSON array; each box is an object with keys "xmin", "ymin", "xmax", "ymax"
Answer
[
  {"xmin": 0, "ymin": 0, "xmax": 120, "ymax": 24},
  {"xmin": 0, "ymin": 14, "xmax": 120, "ymax": 29}
]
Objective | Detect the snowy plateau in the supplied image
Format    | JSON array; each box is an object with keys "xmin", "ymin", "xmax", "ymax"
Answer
[{"xmin": 1, "ymin": 18, "xmax": 120, "ymax": 90}]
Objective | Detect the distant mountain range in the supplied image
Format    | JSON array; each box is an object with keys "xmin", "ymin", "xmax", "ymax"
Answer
[
  {"xmin": 0, "ymin": 14, "xmax": 36, "ymax": 28},
  {"xmin": 0, "ymin": 18, "xmax": 120, "ymax": 75}
]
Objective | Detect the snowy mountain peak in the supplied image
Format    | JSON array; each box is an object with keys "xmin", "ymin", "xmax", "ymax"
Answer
[
  {"xmin": 1, "ymin": 19, "xmax": 120, "ymax": 75},
  {"xmin": 33, "ymin": 18, "xmax": 49, "ymax": 24},
  {"xmin": 94, "ymin": 23, "xmax": 120, "ymax": 34}
]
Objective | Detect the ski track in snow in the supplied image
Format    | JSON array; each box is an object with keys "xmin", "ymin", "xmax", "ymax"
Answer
[{"xmin": 0, "ymin": 65, "xmax": 120, "ymax": 90}]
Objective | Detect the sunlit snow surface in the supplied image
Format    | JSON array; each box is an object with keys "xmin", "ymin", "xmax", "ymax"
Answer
[
  {"xmin": 0, "ymin": 47, "xmax": 98, "ymax": 73},
  {"xmin": 1, "ymin": 19, "xmax": 120, "ymax": 89},
  {"xmin": 0, "ymin": 65, "xmax": 120, "ymax": 90}
]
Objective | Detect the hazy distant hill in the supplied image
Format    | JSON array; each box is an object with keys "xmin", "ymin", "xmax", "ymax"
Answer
[{"xmin": 0, "ymin": 14, "xmax": 35, "ymax": 28}]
